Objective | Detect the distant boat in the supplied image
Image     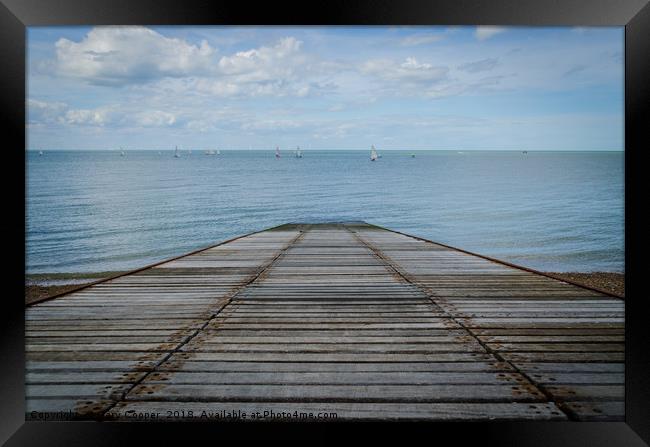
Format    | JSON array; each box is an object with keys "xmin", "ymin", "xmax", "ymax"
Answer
[
  {"xmin": 411, "ymin": 153, "xmax": 416, "ymax": 158},
  {"xmin": 205, "ymin": 149, "xmax": 216, "ymax": 155},
  {"xmin": 294, "ymin": 146, "xmax": 303, "ymax": 158},
  {"xmin": 174, "ymin": 146, "xmax": 181, "ymax": 158},
  {"xmin": 370, "ymin": 145, "xmax": 378, "ymax": 161},
  {"xmin": 523, "ymin": 150, "xmax": 528, "ymax": 154},
  {"xmin": 38, "ymin": 150, "xmax": 43, "ymax": 156},
  {"xmin": 275, "ymin": 146, "xmax": 281, "ymax": 159},
  {"xmin": 217, "ymin": 149, "xmax": 221, "ymax": 155},
  {"xmin": 120, "ymin": 147, "xmax": 125, "ymax": 156}
]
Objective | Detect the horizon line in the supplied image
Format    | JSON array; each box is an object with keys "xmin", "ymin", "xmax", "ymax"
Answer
[{"xmin": 26, "ymin": 148, "xmax": 624, "ymax": 152}]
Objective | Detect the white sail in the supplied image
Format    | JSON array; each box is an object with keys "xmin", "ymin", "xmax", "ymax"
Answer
[
  {"xmin": 370, "ymin": 145, "xmax": 378, "ymax": 161},
  {"xmin": 174, "ymin": 146, "xmax": 181, "ymax": 158},
  {"xmin": 275, "ymin": 146, "xmax": 281, "ymax": 158},
  {"xmin": 295, "ymin": 146, "xmax": 302, "ymax": 158},
  {"xmin": 120, "ymin": 147, "xmax": 125, "ymax": 156}
]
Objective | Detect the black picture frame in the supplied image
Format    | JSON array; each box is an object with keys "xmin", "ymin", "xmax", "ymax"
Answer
[{"xmin": 2, "ymin": 0, "xmax": 648, "ymax": 444}]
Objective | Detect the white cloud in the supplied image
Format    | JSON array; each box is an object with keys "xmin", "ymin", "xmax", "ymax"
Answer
[
  {"xmin": 191, "ymin": 78, "xmax": 317, "ymax": 98},
  {"xmin": 218, "ymin": 37, "xmax": 302, "ymax": 78},
  {"xmin": 361, "ymin": 57, "xmax": 448, "ymax": 83},
  {"xmin": 62, "ymin": 108, "xmax": 114, "ymax": 126},
  {"xmin": 475, "ymin": 26, "xmax": 506, "ymax": 41},
  {"xmin": 400, "ymin": 33, "xmax": 445, "ymax": 46},
  {"xmin": 28, "ymin": 99, "xmax": 181, "ymax": 129},
  {"xmin": 133, "ymin": 110, "xmax": 176, "ymax": 127},
  {"xmin": 27, "ymin": 99, "xmax": 68, "ymax": 124},
  {"xmin": 53, "ymin": 30, "xmax": 328, "ymax": 99},
  {"xmin": 203, "ymin": 37, "xmax": 314, "ymax": 97},
  {"xmin": 55, "ymin": 26, "xmax": 216, "ymax": 85}
]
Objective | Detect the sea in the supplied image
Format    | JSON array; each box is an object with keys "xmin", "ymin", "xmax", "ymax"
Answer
[{"xmin": 26, "ymin": 150, "xmax": 624, "ymax": 280}]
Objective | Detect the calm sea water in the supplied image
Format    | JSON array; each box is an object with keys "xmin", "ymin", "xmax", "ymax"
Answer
[{"xmin": 26, "ymin": 150, "xmax": 624, "ymax": 275}]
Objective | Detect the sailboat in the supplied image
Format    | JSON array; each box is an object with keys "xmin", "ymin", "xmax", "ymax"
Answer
[
  {"xmin": 370, "ymin": 145, "xmax": 378, "ymax": 161},
  {"xmin": 275, "ymin": 146, "xmax": 281, "ymax": 159},
  {"xmin": 38, "ymin": 150, "xmax": 43, "ymax": 156},
  {"xmin": 174, "ymin": 146, "xmax": 181, "ymax": 158},
  {"xmin": 294, "ymin": 146, "xmax": 303, "ymax": 158},
  {"xmin": 120, "ymin": 147, "xmax": 125, "ymax": 156}
]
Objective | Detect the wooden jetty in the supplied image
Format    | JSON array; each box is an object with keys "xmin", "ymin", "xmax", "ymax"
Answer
[{"xmin": 25, "ymin": 222, "xmax": 624, "ymax": 421}]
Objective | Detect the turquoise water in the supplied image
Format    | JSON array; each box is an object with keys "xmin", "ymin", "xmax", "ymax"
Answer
[{"xmin": 26, "ymin": 150, "xmax": 624, "ymax": 274}]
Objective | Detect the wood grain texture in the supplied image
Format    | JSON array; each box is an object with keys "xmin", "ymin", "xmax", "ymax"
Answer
[{"xmin": 25, "ymin": 222, "xmax": 623, "ymax": 421}]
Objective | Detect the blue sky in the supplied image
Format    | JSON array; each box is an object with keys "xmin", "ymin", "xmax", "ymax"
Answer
[{"xmin": 27, "ymin": 26, "xmax": 624, "ymax": 150}]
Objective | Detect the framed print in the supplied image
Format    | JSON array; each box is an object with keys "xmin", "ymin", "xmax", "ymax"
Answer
[{"xmin": 2, "ymin": 0, "xmax": 649, "ymax": 444}]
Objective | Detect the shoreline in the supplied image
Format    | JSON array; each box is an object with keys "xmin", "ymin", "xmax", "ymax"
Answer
[
  {"xmin": 25, "ymin": 272, "xmax": 126, "ymax": 305},
  {"xmin": 544, "ymin": 272, "xmax": 624, "ymax": 298},
  {"xmin": 25, "ymin": 271, "xmax": 625, "ymax": 305}
]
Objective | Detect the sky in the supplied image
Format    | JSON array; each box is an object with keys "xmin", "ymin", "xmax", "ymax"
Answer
[{"xmin": 26, "ymin": 26, "xmax": 624, "ymax": 151}]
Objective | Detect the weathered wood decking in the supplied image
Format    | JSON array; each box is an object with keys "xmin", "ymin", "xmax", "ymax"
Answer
[{"xmin": 25, "ymin": 223, "xmax": 624, "ymax": 421}]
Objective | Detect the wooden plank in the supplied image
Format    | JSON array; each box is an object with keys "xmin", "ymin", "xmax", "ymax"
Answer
[
  {"xmin": 561, "ymin": 401, "xmax": 624, "ymax": 421},
  {"xmin": 156, "ymin": 361, "xmax": 514, "ymax": 373},
  {"xmin": 486, "ymin": 343, "xmax": 624, "ymax": 352},
  {"xmin": 125, "ymin": 383, "xmax": 546, "ymax": 403},
  {"xmin": 525, "ymin": 373, "xmax": 623, "ymax": 385},
  {"xmin": 26, "ymin": 383, "xmax": 133, "ymax": 399},
  {"xmin": 142, "ymin": 371, "xmax": 526, "ymax": 385},
  {"xmin": 180, "ymin": 343, "xmax": 485, "ymax": 353},
  {"xmin": 26, "ymin": 352, "xmax": 169, "ymax": 362},
  {"xmin": 174, "ymin": 352, "xmax": 495, "ymax": 362},
  {"xmin": 27, "ymin": 360, "xmax": 158, "ymax": 371},
  {"xmin": 27, "ymin": 371, "xmax": 147, "ymax": 384},
  {"xmin": 544, "ymin": 385, "xmax": 624, "ymax": 402},
  {"xmin": 516, "ymin": 363, "xmax": 624, "ymax": 373},
  {"xmin": 190, "ymin": 336, "xmax": 471, "ymax": 344},
  {"xmin": 197, "ymin": 329, "xmax": 468, "ymax": 337},
  {"xmin": 501, "ymin": 352, "xmax": 625, "ymax": 362},
  {"xmin": 478, "ymin": 335, "xmax": 624, "ymax": 343}
]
